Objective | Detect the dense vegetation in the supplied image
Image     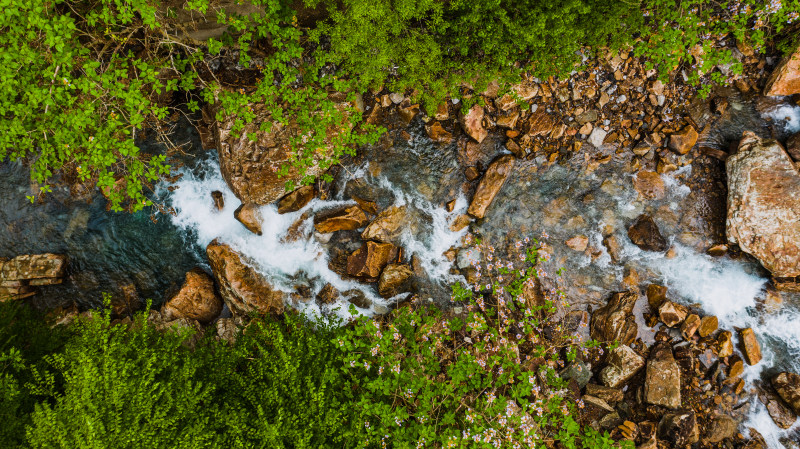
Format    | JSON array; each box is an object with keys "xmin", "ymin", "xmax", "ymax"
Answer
[
  {"xmin": 0, "ymin": 0, "xmax": 798, "ymax": 210},
  {"xmin": 0, "ymin": 240, "xmax": 625, "ymax": 448}
]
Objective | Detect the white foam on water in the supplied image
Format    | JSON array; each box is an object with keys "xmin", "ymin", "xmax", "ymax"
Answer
[
  {"xmin": 764, "ymin": 103, "xmax": 800, "ymax": 133},
  {"xmin": 746, "ymin": 401, "xmax": 800, "ymax": 448},
  {"xmin": 159, "ymin": 157, "xmax": 465, "ymax": 320}
]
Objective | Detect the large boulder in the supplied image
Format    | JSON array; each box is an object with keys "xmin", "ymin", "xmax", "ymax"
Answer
[
  {"xmin": 727, "ymin": 132, "xmax": 800, "ymax": 278},
  {"xmin": 644, "ymin": 343, "xmax": 681, "ymax": 408},
  {"xmin": 377, "ymin": 264, "xmax": 414, "ymax": 298},
  {"xmin": 277, "ymin": 185, "xmax": 315, "ymax": 214},
  {"xmin": 764, "ymin": 43, "xmax": 800, "ymax": 96},
  {"xmin": 0, "ymin": 253, "xmax": 66, "ymax": 280},
  {"xmin": 314, "ymin": 206, "xmax": 369, "ymax": 233},
  {"xmin": 212, "ymin": 99, "xmax": 351, "ymax": 206},
  {"xmin": 772, "ymin": 372, "xmax": 800, "ymax": 414},
  {"xmin": 658, "ymin": 412, "xmax": 699, "ymax": 447},
  {"xmin": 347, "ymin": 241, "xmax": 396, "ymax": 279},
  {"xmin": 161, "ymin": 269, "xmax": 223, "ymax": 324},
  {"xmin": 467, "ymin": 154, "xmax": 516, "ymax": 219},
  {"xmin": 590, "ymin": 291, "xmax": 638, "ymax": 345},
  {"xmin": 206, "ymin": 239, "xmax": 285, "ymax": 316}
]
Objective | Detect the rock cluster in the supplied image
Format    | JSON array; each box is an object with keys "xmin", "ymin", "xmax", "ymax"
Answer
[{"xmin": 0, "ymin": 254, "xmax": 67, "ymax": 300}]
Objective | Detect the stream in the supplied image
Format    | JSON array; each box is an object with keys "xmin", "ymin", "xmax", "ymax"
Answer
[{"xmin": 2, "ymin": 94, "xmax": 800, "ymax": 446}]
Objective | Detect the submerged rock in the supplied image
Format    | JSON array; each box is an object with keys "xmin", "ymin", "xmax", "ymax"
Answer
[
  {"xmin": 727, "ymin": 132, "xmax": 800, "ymax": 279},
  {"xmin": 211, "ymin": 190, "xmax": 225, "ymax": 211},
  {"xmin": 773, "ymin": 372, "xmax": 800, "ymax": 414},
  {"xmin": 206, "ymin": 239, "xmax": 285, "ymax": 317},
  {"xmin": 361, "ymin": 206, "xmax": 407, "ymax": 243},
  {"xmin": 590, "ymin": 291, "xmax": 638, "ymax": 345},
  {"xmin": 161, "ymin": 269, "xmax": 223, "ymax": 324},
  {"xmin": 627, "ymin": 214, "xmax": 668, "ymax": 252},
  {"xmin": 467, "ymin": 154, "xmax": 515, "ymax": 219}
]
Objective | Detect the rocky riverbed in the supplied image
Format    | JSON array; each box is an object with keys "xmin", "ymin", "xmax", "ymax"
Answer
[{"xmin": 4, "ymin": 42, "xmax": 800, "ymax": 448}]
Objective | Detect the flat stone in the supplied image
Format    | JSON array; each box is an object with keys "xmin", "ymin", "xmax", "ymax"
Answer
[
  {"xmin": 646, "ymin": 284, "xmax": 668, "ymax": 310},
  {"xmin": 314, "ymin": 206, "xmax": 369, "ymax": 233},
  {"xmin": 467, "ymin": 154, "xmax": 515, "ymax": 219},
  {"xmin": 162, "ymin": 269, "xmax": 223, "ymax": 324},
  {"xmin": 460, "ymin": 104, "xmax": 488, "ymax": 143},
  {"xmin": 600, "ymin": 345, "xmax": 645, "ymax": 389},
  {"xmin": 773, "ymin": 372, "xmax": 800, "ymax": 414},
  {"xmin": 681, "ymin": 314, "xmax": 701, "ymax": 340},
  {"xmin": 739, "ymin": 327, "xmax": 762, "ymax": 365},
  {"xmin": 347, "ymin": 241, "xmax": 395, "ymax": 279},
  {"xmin": 659, "ymin": 300, "xmax": 688, "ymax": 328},
  {"xmin": 378, "ymin": 264, "xmax": 414, "ymax": 298},
  {"xmin": 764, "ymin": 42, "xmax": 800, "ymax": 96},
  {"xmin": 633, "ymin": 171, "xmax": 666, "ymax": 200},
  {"xmin": 717, "ymin": 330, "xmax": 734, "ymax": 358},
  {"xmin": 0, "ymin": 254, "xmax": 66, "ymax": 280},
  {"xmin": 361, "ymin": 206, "xmax": 407, "ymax": 244},
  {"xmin": 644, "ymin": 343, "xmax": 681, "ymax": 408},
  {"xmin": 277, "ymin": 185, "xmax": 315, "ymax": 214},
  {"xmin": 698, "ymin": 315, "xmax": 718, "ymax": 337},
  {"xmin": 565, "ymin": 235, "xmax": 589, "ymax": 251}
]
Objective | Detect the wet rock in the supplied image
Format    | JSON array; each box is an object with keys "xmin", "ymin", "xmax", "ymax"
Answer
[
  {"xmin": 698, "ymin": 315, "xmax": 718, "ymax": 337},
  {"xmin": 161, "ymin": 269, "xmax": 223, "ymax": 324},
  {"xmin": 234, "ymin": 203, "xmax": 263, "ymax": 235},
  {"xmin": 764, "ymin": 43, "xmax": 800, "ymax": 96},
  {"xmin": 644, "ymin": 342, "xmax": 681, "ymax": 408},
  {"xmin": 277, "ymin": 185, "xmax": 315, "ymax": 214},
  {"xmin": 786, "ymin": 132, "xmax": 800, "ymax": 161},
  {"xmin": 627, "ymin": 214, "xmax": 668, "ymax": 252},
  {"xmin": 728, "ymin": 355, "xmax": 745, "ymax": 378},
  {"xmin": 211, "ymin": 191, "xmax": 225, "ymax": 211},
  {"xmin": 773, "ymin": 372, "xmax": 800, "ymax": 414},
  {"xmin": 316, "ymin": 283, "xmax": 339, "ymax": 304},
  {"xmin": 206, "ymin": 239, "xmax": 286, "ymax": 316},
  {"xmin": 460, "ymin": 104, "xmax": 488, "ymax": 143},
  {"xmin": 739, "ymin": 327, "xmax": 762, "ymax": 365},
  {"xmin": 600, "ymin": 345, "xmax": 645, "ymax": 389},
  {"xmin": 467, "ymin": 154, "xmax": 515, "ymax": 219},
  {"xmin": 464, "ymin": 166, "xmax": 480, "ymax": 181},
  {"xmin": 767, "ymin": 394, "xmax": 797, "ymax": 429},
  {"xmin": 727, "ymin": 132, "xmax": 800, "ymax": 278},
  {"xmin": 658, "ymin": 412, "xmax": 699, "ymax": 447},
  {"xmin": 707, "ymin": 244, "xmax": 728, "ymax": 257},
  {"xmin": 314, "ymin": 206, "xmax": 369, "ymax": 233},
  {"xmin": 565, "ymin": 235, "xmax": 589, "ymax": 252},
  {"xmin": 347, "ymin": 241, "xmax": 395, "ymax": 279},
  {"xmin": 668, "ymin": 125, "xmax": 698, "ymax": 154},
  {"xmin": 590, "ymin": 291, "xmax": 638, "ymax": 345},
  {"xmin": 345, "ymin": 289, "xmax": 371, "ymax": 309},
  {"xmin": 681, "ymin": 314, "xmax": 700, "ymax": 340},
  {"xmin": 603, "ymin": 235, "xmax": 622, "ymax": 263},
  {"xmin": 717, "ymin": 330, "xmax": 734, "ymax": 358},
  {"xmin": 658, "ymin": 300, "xmax": 688, "ymax": 328},
  {"xmin": 361, "ymin": 206, "xmax": 407, "ymax": 244},
  {"xmin": 378, "ymin": 264, "xmax": 414, "ymax": 298},
  {"xmin": 585, "ymin": 383, "xmax": 624, "ymax": 404},
  {"xmin": 449, "ymin": 214, "xmax": 472, "ymax": 232},
  {"xmin": 398, "ymin": 103, "xmax": 420, "ymax": 125},
  {"xmin": 646, "ymin": 284, "xmax": 668, "ymax": 310},
  {"xmin": 525, "ymin": 109, "xmax": 557, "ymax": 137},
  {"xmin": 633, "ymin": 171, "xmax": 665, "ymax": 200},
  {"xmin": 111, "ymin": 283, "xmax": 142, "ymax": 317},
  {"xmin": 425, "ymin": 121, "xmax": 453, "ymax": 144},
  {"xmin": 703, "ymin": 415, "xmax": 737, "ymax": 444}
]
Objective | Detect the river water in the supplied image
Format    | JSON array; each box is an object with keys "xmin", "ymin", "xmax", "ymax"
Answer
[{"xmin": 2, "ymin": 96, "xmax": 800, "ymax": 446}]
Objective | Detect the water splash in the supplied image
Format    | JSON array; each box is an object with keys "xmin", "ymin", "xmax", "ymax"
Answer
[{"xmin": 764, "ymin": 103, "xmax": 800, "ymax": 134}]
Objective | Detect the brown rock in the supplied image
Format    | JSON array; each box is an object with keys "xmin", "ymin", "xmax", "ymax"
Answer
[
  {"xmin": 728, "ymin": 355, "xmax": 744, "ymax": 378},
  {"xmin": 659, "ymin": 300, "xmax": 688, "ymax": 328},
  {"xmin": 644, "ymin": 342, "xmax": 681, "ymax": 408},
  {"xmin": 161, "ymin": 269, "xmax": 223, "ymax": 324},
  {"xmin": 211, "ymin": 191, "xmax": 225, "ymax": 211},
  {"xmin": 234, "ymin": 203, "xmax": 263, "ymax": 235},
  {"xmin": 600, "ymin": 345, "xmax": 646, "ymax": 388},
  {"xmin": 426, "ymin": 121, "xmax": 453, "ymax": 144},
  {"xmin": 764, "ymin": 43, "xmax": 800, "ymax": 96},
  {"xmin": 316, "ymin": 283, "xmax": 339, "ymax": 304},
  {"xmin": 646, "ymin": 284, "xmax": 668, "ymax": 310},
  {"xmin": 0, "ymin": 253, "xmax": 66, "ymax": 280},
  {"xmin": 434, "ymin": 102, "xmax": 449, "ymax": 121},
  {"xmin": 681, "ymin": 314, "xmax": 701, "ymax": 340},
  {"xmin": 398, "ymin": 103, "xmax": 420, "ymax": 125},
  {"xmin": 706, "ymin": 244, "xmax": 728, "ymax": 257},
  {"xmin": 585, "ymin": 383, "xmax": 624, "ymax": 404},
  {"xmin": 628, "ymin": 214, "xmax": 668, "ymax": 252},
  {"xmin": 698, "ymin": 315, "xmax": 718, "ymax": 337},
  {"xmin": 347, "ymin": 241, "xmax": 395, "ymax": 279},
  {"xmin": 460, "ymin": 104, "xmax": 488, "ymax": 143},
  {"xmin": 767, "ymin": 395, "xmax": 797, "ymax": 429},
  {"xmin": 668, "ymin": 125, "xmax": 699, "ymax": 154},
  {"xmin": 525, "ymin": 108, "xmax": 557, "ymax": 137},
  {"xmin": 658, "ymin": 413, "xmax": 699, "ymax": 447},
  {"xmin": 726, "ymin": 132, "xmax": 800, "ymax": 278},
  {"xmin": 361, "ymin": 206, "xmax": 407, "ymax": 243},
  {"xmin": 633, "ymin": 171, "xmax": 665, "ymax": 200},
  {"xmin": 277, "ymin": 185, "xmax": 315, "ymax": 214},
  {"xmin": 702, "ymin": 415, "xmax": 737, "ymax": 444},
  {"xmin": 717, "ymin": 330, "xmax": 734, "ymax": 358},
  {"xmin": 603, "ymin": 235, "xmax": 622, "ymax": 263},
  {"xmin": 464, "ymin": 166, "xmax": 480, "ymax": 181},
  {"xmin": 590, "ymin": 291, "xmax": 638, "ymax": 345},
  {"xmin": 496, "ymin": 111, "xmax": 520, "ymax": 129},
  {"xmin": 449, "ymin": 214, "xmax": 471, "ymax": 232},
  {"xmin": 467, "ymin": 154, "xmax": 515, "ymax": 219},
  {"xmin": 786, "ymin": 132, "xmax": 800, "ymax": 161},
  {"xmin": 314, "ymin": 206, "xmax": 369, "ymax": 233},
  {"xmin": 565, "ymin": 235, "xmax": 589, "ymax": 252},
  {"xmin": 773, "ymin": 372, "xmax": 800, "ymax": 414},
  {"xmin": 739, "ymin": 327, "xmax": 762, "ymax": 365},
  {"xmin": 206, "ymin": 239, "xmax": 285, "ymax": 316},
  {"xmin": 378, "ymin": 264, "xmax": 414, "ymax": 298}
]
